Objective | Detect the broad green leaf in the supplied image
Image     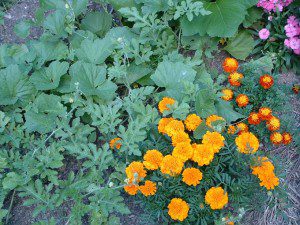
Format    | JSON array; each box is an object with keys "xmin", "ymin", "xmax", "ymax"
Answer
[
  {"xmin": 30, "ymin": 61, "xmax": 69, "ymax": 90},
  {"xmin": 2, "ymin": 172, "xmax": 23, "ymax": 190},
  {"xmin": 81, "ymin": 11, "xmax": 112, "ymax": 37},
  {"xmin": 195, "ymin": 88, "xmax": 217, "ymax": 118},
  {"xmin": 0, "ymin": 65, "xmax": 35, "ymax": 106},
  {"xmin": 241, "ymin": 56, "xmax": 274, "ymax": 75},
  {"xmin": 243, "ymin": 7, "xmax": 263, "ymax": 28},
  {"xmin": 194, "ymin": 122, "xmax": 214, "ymax": 139},
  {"xmin": 215, "ymin": 99, "xmax": 244, "ymax": 123},
  {"xmin": 224, "ymin": 31, "xmax": 255, "ymax": 60},
  {"xmin": 105, "ymin": 0, "xmax": 136, "ymax": 10},
  {"xmin": 135, "ymin": 0, "xmax": 169, "ymax": 14},
  {"xmin": 14, "ymin": 20, "xmax": 31, "ymax": 39},
  {"xmin": 105, "ymin": 27, "xmax": 137, "ymax": 43},
  {"xmin": 195, "ymin": 66, "xmax": 213, "ymax": 88},
  {"xmin": 116, "ymin": 64, "xmax": 152, "ymax": 84},
  {"xmin": 70, "ymin": 0, "xmax": 89, "ymax": 16},
  {"xmin": 44, "ymin": 10, "xmax": 67, "ymax": 37},
  {"xmin": 75, "ymin": 38, "xmax": 114, "ymax": 64}
]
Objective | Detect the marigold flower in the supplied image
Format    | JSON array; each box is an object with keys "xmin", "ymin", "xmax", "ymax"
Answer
[
  {"xmin": 143, "ymin": 149, "xmax": 164, "ymax": 170},
  {"xmin": 171, "ymin": 131, "xmax": 191, "ymax": 147},
  {"xmin": 227, "ymin": 125, "xmax": 236, "ymax": 135},
  {"xmin": 205, "ymin": 187, "xmax": 228, "ymax": 210},
  {"xmin": 192, "ymin": 144, "xmax": 215, "ymax": 166},
  {"xmin": 168, "ymin": 198, "xmax": 189, "ymax": 221},
  {"xmin": 235, "ymin": 132, "xmax": 259, "ymax": 154},
  {"xmin": 248, "ymin": 112, "xmax": 261, "ymax": 125},
  {"xmin": 172, "ymin": 142, "xmax": 194, "ymax": 162},
  {"xmin": 158, "ymin": 117, "xmax": 174, "ymax": 134},
  {"xmin": 206, "ymin": 115, "xmax": 225, "ymax": 129},
  {"xmin": 125, "ymin": 161, "xmax": 147, "ymax": 183},
  {"xmin": 202, "ymin": 131, "xmax": 225, "ymax": 153},
  {"xmin": 266, "ymin": 116, "xmax": 280, "ymax": 131},
  {"xmin": 259, "ymin": 74, "xmax": 274, "ymax": 89},
  {"xmin": 258, "ymin": 173, "xmax": 279, "ymax": 190},
  {"xmin": 236, "ymin": 94, "xmax": 249, "ymax": 108},
  {"xmin": 139, "ymin": 180, "xmax": 157, "ymax": 196},
  {"xmin": 258, "ymin": 107, "xmax": 272, "ymax": 120},
  {"xmin": 182, "ymin": 168, "xmax": 203, "ymax": 186},
  {"xmin": 160, "ymin": 155, "xmax": 184, "ymax": 176},
  {"xmin": 228, "ymin": 72, "xmax": 244, "ymax": 87},
  {"xmin": 165, "ymin": 119, "xmax": 185, "ymax": 137},
  {"xmin": 236, "ymin": 123, "xmax": 248, "ymax": 134},
  {"xmin": 223, "ymin": 58, "xmax": 239, "ymax": 73},
  {"xmin": 109, "ymin": 137, "xmax": 122, "ymax": 149},
  {"xmin": 227, "ymin": 222, "xmax": 234, "ymax": 225},
  {"xmin": 124, "ymin": 183, "xmax": 139, "ymax": 195},
  {"xmin": 158, "ymin": 97, "xmax": 175, "ymax": 114},
  {"xmin": 292, "ymin": 84, "xmax": 299, "ymax": 94},
  {"xmin": 282, "ymin": 132, "xmax": 292, "ymax": 145},
  {"xmin": 184, "ymin": 114, "xmax": 202, "ymax": 131},
  {"xmin": 222, "ymin": 89, "xmax": 234, "ymax": 101},
  {"xmin": 270, "ymin": 132, "xmax": 283, "ymax": 145}
]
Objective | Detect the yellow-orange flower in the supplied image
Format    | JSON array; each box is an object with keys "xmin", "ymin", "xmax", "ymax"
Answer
[
  {"xmin": 172, "ymin": 142, "xmax": 194, "ymax": 162},
  {"xmin": 110, "ymin": 137, "xmax": 122, "ymax": 149},
  {"xmin": 252, "ymin": 157, "xmax": 275, "ymax": 176},
  {"xmin": 222, "ymin": 89, "xmax": 234, "ymax": 101},
  {"xmin": 184, "ymin": 114, "xmax": 202, "ymax": 131},
  {"xmin": 182, "ymin": 168, "xmax": 203, "ymax": 186},
  {"xmin": 270, "ymin": 132, "xmax": 283, "ymax": 145},
  {"xmin": 125, "ymin": 161, "xmax": 147, "ymax": 182},
  {"xmin": 139, "ymin": 180, "xmax": 157, "ymax": 196},
  {"xmin": 282, "ymin": 132, "xmax": 292, "ymax": 145},
  {"xmin": 223, "ymin": 58, "xmax": 239, "ymax": 73},
  {"xmin": 158, "ymin": 97, "xmax": 175, "ymax": 114},
  {"xmin": 205, "ymin": 187, "xmax": 228, "ymax": 210},
  {"xmin": 235, "ymin": 132, "xmax": 259, "ymax": 154},
  {"xmin": 160, "ymin": 155, "xmax": 184, "ymax": 176},
  {"xmin": 258, "ymin": 107, "xmax": 272, "ymax": 120},
  {"xmin": 143, "ymin": 149, "xmax": 164, "ymax": 170},
  {"xmin": 202, "ymin": 131, "xmax": 225, "ymax": 153},
  {"xmin": 236, "ymin": 123, "xmax": 248, "ymax": 134},
  {"xmin": 228, "ymin": 72, "xmax": 244, "ymax": 87},
  {"xmin": 259, "ymin": 74, "xmax": 274, "ymax": 89},
  {"xmin": 165, "ymin": 119, "xmax": 185, "ymax": 137},
  {"xmin": 158, "ymin": 117, "xmax": 174, "ymax": 134},
  {"xmin": 248, "ymin": 112, "xmax": 261, "ymax": 125},
  {"xmin": 227, "ymin": 222, "xmax": 234, "ymax": 225},
  {"xmin": 124, "ymin": 183, "xmax": 139, "ymax": 195},
  {"xmin": 266, "ymin": 116, "xmax": 280, "ymax": 131},
  {"xmin": 168, "ymin": 198, "xmax": 189, "ymax": 221},
  {"xmin": 171, "ymin": 131, "xmax": 191, "ymax": 147},
  {"xmin": 227, "ymin": 125, "xmax": 236, "ymax": 135},
  {"xmin": 236, "ymin": 94, "xmax": 249, "ymax": 108},
  {"xmin": 258, "ymin": 173, "xmax": 279, "ymax": 190},
  {"xmin": 192, "ymin": 143, "xmax": 215, "ymax": 166},
  {"xmin": 206, "ymin": 115, "xmax": 225, "ymax": 129}
]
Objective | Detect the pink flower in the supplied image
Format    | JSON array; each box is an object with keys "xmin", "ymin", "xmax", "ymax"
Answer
[
  {"xmin": 259, "ymin": 28, "xmax": 270, "ymax": 40},
  {"xmin": 257, "ymin": 0, "xmax": 293, "ymax": 12},
  {"xmin": 268, "ymin": 16, "xmax": 273, "ymax": 21}
]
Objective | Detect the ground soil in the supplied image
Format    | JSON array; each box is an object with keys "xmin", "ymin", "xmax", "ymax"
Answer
[{"xmin": 0, "ymin": 1, "xmax": 299, "ymax": 225}]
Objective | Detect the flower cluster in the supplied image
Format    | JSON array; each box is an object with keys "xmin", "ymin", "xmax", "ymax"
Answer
[
  {"xmin": 257, "ymin": 0, "xmax": 293, "ymax": 12},
  {"xmin": 284, "ymin": 16, "xmax": 300, "ymax": 55}
]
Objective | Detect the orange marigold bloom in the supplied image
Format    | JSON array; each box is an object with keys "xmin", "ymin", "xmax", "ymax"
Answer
[
  {"xmin": 182, "ymin": 168, "xmax": 203, "ymax": 186},
  {"xmin": 184, "ymin": 114, "xmax": 202, "ymax": 131},
  {"xmin": 235, "ymin": 132, "xmax": 259, "ymax": 154},
  {"xmin": 172, "ymin": 142, "xmax": 194, "ymax": 162},
  {"xmin": 236, "ymin": 94, "xmax": 249, "ymax": 108},
  {"xmin": 168, "ymin": 198, "xmax": 189, "ymax": 221},
  {"xmin": 206, "ymin": 115, "xmax": 225, "ymax": 129},
  {"xmin": 222, "ymin": 89, "xmax": 234, "ymax": 101},
  {"xmin": 258, "ymin": 107, "xmax": 272, "ymax": 120},
  {"xmin": 139, "ymin": 180, "xmax": 157, "ymax": 196},
  {"xmin": 192, "ymin": 143, "xmax": 215, "ymax": 166},
  {"xmin": 160, "ymin": 155, "xmax": 184, "ymax": 176},
  {"xmin": 165, "ymin": 119, "xmax": 185, "ymax": 137},
  {"xmin": 205, "ymin": 187, "xmax": 228, "ymax": 210},
  {"xmin": 171, "ymin": 131, "xmax": 191, "ymax": 147},
  {"xmin": 227, "ymin": 125, "xmax": 236, "ymax": 135},
  {"xmin": 202, "ymin": 131, "xmax": 225, "ymax": 153},
  {"xmin": 282, "ymin": 132, "xmax": 292, "ymax": 145},
  {"xmin": 236, "ymin": 123, "xmax": 248, "ymax": 134},
  {"xmin": 266, "ymin": 116, "xmax": 280, "ymax": 131},
  {"xmin": 270, "ymin": 132, "xmax": 283, "ymax": 145},
  {"xmin": 158, "ymin": 97, "xmax": 175, "ymax": 114},
  {"xmin": 143, "ymin": 149, "xmax": 164, "ymax": 170},
  {"xmin": 158, "ymin": 117, "xmax": 174, "ymax": 134},
  {"xmin": 258, "ymin": 172, "xmax": 279, "ymax": 190},
  {"xmin": 259, "ymin": 74, "xmax": 274, "ymax": 89},
  {"xmin": 223, "ymin": 58, "xmax": 239, "ymax": 73},
  {"xmin": 109, "ymin": 137, "xmax": 122, "ymax": 150},
  {"xmin": 125, "ymin": 161, "xmax": 147, "ymax": 183},
  {"xmin": 228, "ymin": 72, "xmax": 244, "ymax": 87},
  {"xmin": 124, "ymin": 183, "xmax": 139, "ymax": 195},
  {"xmin": 248, "ymin": 112, "xmax": 261, "ymax": 125},
  {"xmin": 227, "ymin": 222, "xmax": 234, "ymax": 225}
]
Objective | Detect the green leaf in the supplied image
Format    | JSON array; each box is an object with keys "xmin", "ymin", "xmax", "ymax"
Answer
[
  {"xmin": 224, "ymin": 31, "xmax": 255, "ymax": 60},
  {"xmin": 215, "ymin": 99, "xmax": 244, "ymax": 123},
  {"xmin": 70, "ymin": 0, "xmax": 89, "ymax": 16},
  {"xmin": 116, "ymin": 64, "xmax": 152, "ymax": 84},
  {"xmin": 14, "ymin": 20, "xmax": 31, "ymax": 39},
  {"xmin": 135, "ymin": 0, "xmax": 169, "ymax": 14},
  {"xmin": 195, "ymin": 88, "xmax": 217, "ymax": 118},
  {"xmin": 0, "ymin": 65, "xmax": 36, "ymax": 106},
  {"xmin": 44, "ymin": 10, "xmax": 67, "ymax": 36},
  {"xmin": 194, "ymin": 122, "xmax": 214, "ymax": 139},
  {"xmin": 243, "ymin": 7, "xmax": 263, "ymax": 28},
  {"xmin": 30, "ymin": 61, "xmax": 69, "ymax": 90},
  {"xmin": 81, "ymin": 11, "xmax": 112, "ymax": 37},
  {"xmin": 75, "ymin": 38, "xmax": 114, "ymax": 64},
  {"xmin": 2, "ymin": 172, "xmax": 23, "ymax": 190},
  {"xmin": 106, "ymin": 0, "xmax": 136, "ymax": 10},
  {"xmin": 241, "ymin": 56, "xmax": 274, "ymax": 75}
]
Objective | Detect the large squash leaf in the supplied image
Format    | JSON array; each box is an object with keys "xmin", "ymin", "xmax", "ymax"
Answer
[
  {"xmin": 215, "ymin": 99, "xmax": 244, "ymax": 123},
  {"xmin": 81, "ymin": 11, "xmax": 112, "ymax": 37},
  {"xmin": 195, "ymin": 88, "xmax": 217, "ymax": 118}
]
